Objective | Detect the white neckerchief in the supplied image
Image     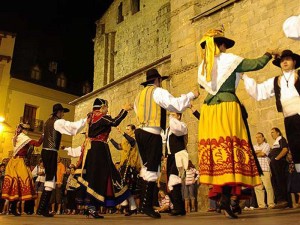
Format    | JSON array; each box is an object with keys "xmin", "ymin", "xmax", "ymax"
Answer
[
  {"xmin": 198, "ymin": 53, "xmax": 243, "ymax": 95},
  {"xmin": 12, "ymin": 132, "xmax": 31, "ymax": 156}
]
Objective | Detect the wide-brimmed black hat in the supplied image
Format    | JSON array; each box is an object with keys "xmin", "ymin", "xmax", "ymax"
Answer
[
  {"xmin": 200, "ymin": 36, "xmax": 235, "ymax": 49},
  {"xmin": 272, "ymin": 49, "xmax": 300, "ymax": 69},
  {"xmin": 199, "ymin": 28, "xmax": 235, "ymax": 49},
  {"xmin": 140, "ymin": 68, "xmax": 168, "ymax": 86},
  {"xmin": 93, "ymin": 98, "xmax": 107, "ymax": 108},
  {"xmin": 52, "ymin": 103, "xmax": 70, "ymax": 114}
]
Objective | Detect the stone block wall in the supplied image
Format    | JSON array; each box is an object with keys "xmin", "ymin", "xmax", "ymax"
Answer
[{"xmin": 94, "ymin": 0, "xmax": 171, "ymax": 89}]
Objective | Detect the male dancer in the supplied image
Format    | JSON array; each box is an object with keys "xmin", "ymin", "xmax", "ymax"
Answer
[
  {"xmin": 243, "ymin": 50, "xmax": 300, "ymax": 175},
  {"xmin": 134, "ymin": 68, "xmax": 198, "ymax": 218},
  {"xmin": 37, "ymin": 103, "xmax": 87, "ymax": 217},
  {"xmin": 164, "ymin": 112, "xmax": 188, "ymax": 216}
]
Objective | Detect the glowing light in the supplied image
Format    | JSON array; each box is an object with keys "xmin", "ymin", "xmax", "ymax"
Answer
[
  {"xmin": 0, "ymin": 124, "xmax": 3, "ymax": 133},
  {"xmin": 0, "ymin": 117, "xmax": 4, "ymax": 123}
]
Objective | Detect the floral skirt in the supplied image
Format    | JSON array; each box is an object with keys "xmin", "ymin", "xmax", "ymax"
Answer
[
  {"xmin": 198, "ymin": 101, "xmax": 260, "ymax": 188},
  {"xmin": 1, "ymin": 157, "xmax": 37, "ymax": 201}
]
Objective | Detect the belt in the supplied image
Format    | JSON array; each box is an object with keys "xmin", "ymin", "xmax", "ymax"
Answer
[{"xmin": 43, "ymin": 148, "xmax": 58, "ymax": 151}]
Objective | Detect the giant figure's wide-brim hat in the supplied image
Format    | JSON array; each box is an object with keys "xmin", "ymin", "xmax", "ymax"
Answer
[
  {"xmin": 199, "ymin": 28, "xmax": 235, "ymax": 49},
  {"xmin": 200, "ymin": 36, "xmax": 235, "ymax": 49},
  {"xmin": 140, "ymin": 68, "xmax": 168, "ymax": 86},
  {"xmin": 272, "ymin": 49, "xmax": 300, "ymax": 69}
]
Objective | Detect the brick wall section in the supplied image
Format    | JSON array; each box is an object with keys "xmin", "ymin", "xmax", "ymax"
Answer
[{"xmin": 74, "ymin": 0, "xmax": 300, "ymax": 211}]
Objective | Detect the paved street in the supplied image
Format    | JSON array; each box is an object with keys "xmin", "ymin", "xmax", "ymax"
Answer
[{"xmin": 1, "ymin": 208, "xmax": 300, "ymax": 225}]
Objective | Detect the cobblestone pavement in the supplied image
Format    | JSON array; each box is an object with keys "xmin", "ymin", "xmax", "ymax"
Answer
[{"xmin": 0, "ymin": 208, "xmax": 300, "ymax": 225}]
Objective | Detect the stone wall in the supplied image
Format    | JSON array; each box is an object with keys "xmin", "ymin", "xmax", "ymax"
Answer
[
  {"xmin": 94, "ymin": 0, "xmax": 171, "ymax": 89},
  {"xmin": 73, "ymin": 0, "xmax": 300, "ymax": 211}
]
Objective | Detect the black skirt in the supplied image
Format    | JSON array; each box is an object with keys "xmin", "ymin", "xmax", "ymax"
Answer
[{"xmin": 78, "ymin": 141, "xmax": 129, "ymax": 207}]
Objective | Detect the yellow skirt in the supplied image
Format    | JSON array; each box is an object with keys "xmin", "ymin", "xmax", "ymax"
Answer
[
  {"xmin": 1, "ymin": 157, "xmax": 37, "ymax": 201},
  {"xmin": 198, "ymin": 101, "xmax": 261, "ymax": 187}
]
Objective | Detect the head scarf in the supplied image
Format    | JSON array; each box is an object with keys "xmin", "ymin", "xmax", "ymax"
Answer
[{"xmin": 198, "ymin": 29, "xmax": 225, "ymax": 82}]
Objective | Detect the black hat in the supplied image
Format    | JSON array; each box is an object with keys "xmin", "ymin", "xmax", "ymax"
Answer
[
  {"xmin": 93, "ymin": 98, "xmax": 107, "ymax": 108},
  {"xmin": 140, "ymin": 68, "xmax": 168, "ymax": 86},
  {"xmin": 200, "ymin": 36, "xmax": 235, "ymax": 49},
  {"xmin": 272, "ymin": 49, "xmax": 300, "ymax": 69},
  {"xmin": 52, "ymin": 103, "xmax": 70, "ymax": 114}
]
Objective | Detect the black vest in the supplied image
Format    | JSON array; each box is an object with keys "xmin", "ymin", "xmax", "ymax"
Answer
[
  {"xmin": 43, "ymin": 116, "xmax": 62, "ymax": 150},
  {"xmin": 166, "ymin": 128, "xmax": 187, "ymax": 155},
  {"xmin": 160, "ymin": 108, "xmax": 166, "ymax": 131},
  {"xmin": 274, "ymin": 72, "xmax": 300, "ymax": 112}
]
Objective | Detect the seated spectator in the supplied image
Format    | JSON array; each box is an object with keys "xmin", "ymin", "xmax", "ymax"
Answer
[{"xmin": 154, "ymin": 190, "xmax": 172, "ymax": 213}]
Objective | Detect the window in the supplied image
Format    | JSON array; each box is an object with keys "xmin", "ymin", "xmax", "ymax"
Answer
[
  {"xmin": 57, "ymin": 73, "xmax": 66, "ymax": 88},
  {"xmin": 22, "ymin": 104, "xmax": 37, "ymax": 131},
  {"xmin": 82, "ymin": 81, "xmax": 91, "ymax": 94},
  {"xmin": 49, "ymin": 61, "xmax": 58, "ymax": 74},
  {"xmin": 131, "ymin": 0, "xmax": 140, "ymax": 14},
  {"xmin": 30, "ymin": 65, "xmax": 41, "ymax": 80},
  {"xmin": 117, "ymin": 2, "xmax": 124, "ymax": 24}
]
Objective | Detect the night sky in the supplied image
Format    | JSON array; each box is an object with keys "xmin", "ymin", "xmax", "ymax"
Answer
[{"xmin": 0, "ymin": 0, "xmax": 113, "ymax": 94}]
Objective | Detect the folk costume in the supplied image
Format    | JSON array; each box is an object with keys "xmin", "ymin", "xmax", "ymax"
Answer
[
  {"xmin": 77, "ymin": 98, "xmax": 130, "ymax": 217},
  {"xmin": 37, "ymin": 103, "xmax": 86, "ymax": 217},
  {"xmin": 164, "ymin": 115, "xmax": 188, "ymax": 216},
  {"xmin": 1, "ymin": 123, "xmax": 43, "ymax": 216},
  {"xmin": 110, "ymin": 131, "xmax": 141, "ymax": 194},
  {"xmin": 197, "ymin": 29, "xmax": 270, "ymax": 218},
  {"xmin": 110, "ymin": 130, "xmax": 141, "ymax": 215},
  {"xmin": 64, "ymin": 135, "xmax": 91, "ymax": 215},
  {"xmin": 243, "ymin": 50, "xmax": 300, "ymax": 172},
  {"xmin": 134, "ymin": 68, "xmax": 196, "ymax": 218}
]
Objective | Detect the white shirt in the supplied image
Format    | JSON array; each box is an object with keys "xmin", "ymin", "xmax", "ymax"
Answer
[
  {"xmin": 152, "ymin": 87, "xmax": 195, "ymax": 113},
  {"xmin": 54, "ymin": 118, "xmax": 87, "ymax": 135},
  {"xmin": 32, "ymin": 165, "xmax": 45, "ymax": 183},
  {"xmin": 243, "ymin": 71, "xmax": 300, "ymax": 117},
  {"xmin": 254, "ymin": 142, "xmax": 271, "ymax": 172},
  {"xmin": 272, "ymin": 136, "xmax": 282, "ymax": 149},
  {"xmin": 64, "ymin": 146, "xmax": 82, "ymax": 157},
  {"xmin": 165, "ymin": 116, "xmax": 188, "ymax": 154},
  {"xmin": 243, "ymin": 71, "xmax": 299, "ymax": 101}
]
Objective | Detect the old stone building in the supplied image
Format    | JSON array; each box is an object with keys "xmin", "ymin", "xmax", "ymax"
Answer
[{"xmin": 71, "ymin": 0, "xmax": 300, "ymax": 210}]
